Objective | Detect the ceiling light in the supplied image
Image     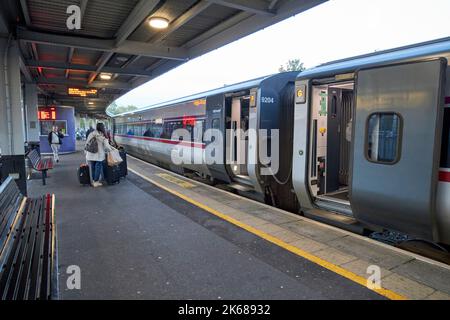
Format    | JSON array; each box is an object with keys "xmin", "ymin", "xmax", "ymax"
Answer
[
  {"xmin": 148, "ymin": 17, "xmax": 169, "ymax": 29},
  {"xmin": 88, "ymin": 101, "xmax": 94, "ymax": 105},
  {"xmin": 116, "ymin": 56, "xmax": 128, "ymax": 62},
  {"xmin": 100, "ymin": 73, "xmax": 112, "ymax": 80}
]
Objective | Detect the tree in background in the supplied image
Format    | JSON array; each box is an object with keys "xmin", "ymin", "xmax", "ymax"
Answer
[
  {"xmin": 278, "ymin": 59, "xmax": 305, "ymax": 73},
  {"xmin": 107, "ymin": 101, "xmax": 139, "ymax": 115},
  {"xmin": 79, "ymin": 117, "xmax": 86, "ymax": 130}
]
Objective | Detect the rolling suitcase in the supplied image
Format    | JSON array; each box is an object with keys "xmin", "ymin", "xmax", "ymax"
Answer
[
  {"xmin": 119, "ymin": 150, "xmax": 127, "ymax": 177},
  {"xmin": 104, "ymin": 164, "xmax": 121, "ymax": 185},
  {"xmin": 78, "ymin": 164, "xmax": 90, "ymax": 185}
]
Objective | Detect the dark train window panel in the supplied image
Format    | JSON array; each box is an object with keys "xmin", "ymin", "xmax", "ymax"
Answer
[
  {"xmin": 366, "ymin": 113, "xmax": 402, "ymax": 164},
  {"xmin": 441, "ymin": 108, "xmax": 450, "ymax": 168}
]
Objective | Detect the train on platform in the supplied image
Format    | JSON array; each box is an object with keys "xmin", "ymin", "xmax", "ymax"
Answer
[{"xmin": 112, "ymin": 37, "xmax": 450, "ymax": 248}]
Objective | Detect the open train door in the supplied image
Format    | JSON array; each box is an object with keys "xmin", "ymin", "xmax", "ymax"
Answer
[
  {"xmin": 205, "ymin": 94, "xmax": 232, "ymax": 183},
  {"xmin": 351, "ymin": 59, "xmax": 447, "ymax": 240}
]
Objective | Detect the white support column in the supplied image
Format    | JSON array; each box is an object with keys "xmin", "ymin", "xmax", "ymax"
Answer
[
  {"xmin": 0, "ymin": 37, "xmax": 9, "ymax": 155},
  {"xmin": 0, "ymin": 38, "xmax": 25, "ymax": 156},
  {"xmin": 25, "ymin": 83, "xmax": 40, "ymax": 142},
  {"xmin": 0, "ymin": 37, "xmax": 27, "ymax": 194}
]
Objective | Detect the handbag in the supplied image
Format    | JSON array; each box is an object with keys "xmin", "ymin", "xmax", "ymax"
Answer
[
  {"xmin": 107, "ymin": 148, "xmax": 123, "ymax": 166},
  {"xmin": 85, "ymin": 136, "xmax": 98, "ymax": 153}
]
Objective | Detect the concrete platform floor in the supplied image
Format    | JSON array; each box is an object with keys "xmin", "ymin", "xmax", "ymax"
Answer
[
  {"xmin": 27, "ymin": 149, "xmax": 450, "ymax": 300},
  {"xmin": 27, "ymin": 151, "xmax": 382, "ymax": 300}
]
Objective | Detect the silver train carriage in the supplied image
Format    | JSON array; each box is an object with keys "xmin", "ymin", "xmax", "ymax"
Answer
[
  {"xmin": 292, "ymin": 37, "xmax": 450, "ymax": 245},
  {"xmin": 113, "ymin": 72, "xmax": 300, "ymax": 212}
]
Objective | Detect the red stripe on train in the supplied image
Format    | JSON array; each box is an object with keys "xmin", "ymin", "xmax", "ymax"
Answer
[
  {"xmin": 115, "ymin": 134, "xmax": 206, "ymax": 149},
  {"xmin": 440, "ymin": 171, "xmax": 450, "ymax": 183}
]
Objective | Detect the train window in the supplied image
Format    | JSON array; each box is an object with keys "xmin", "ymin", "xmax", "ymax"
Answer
[
  {"xmin": 441, "ymin": 108, "xmax": 450, "ymax": 168},
  {"xmin": 143, "ymin": 123, "xmax": 153, "ymax": 137},
  {"xmin": 366, "ymin": 113, "xmax": 402, "ymax": 164},
  {"xmin": 127, "ymin": 124, "xmax": 134, "ymax": 136},
  {"xmin": 212, "ymin": 118, "xmax": 220, "ymax": 130},
  {"xmin": 153, "ymin": 124, "xmax": 162, "ymax": 138},
  {"xmin": 195, "ymin": 119, "xmax": 205, "ymax": 142}
]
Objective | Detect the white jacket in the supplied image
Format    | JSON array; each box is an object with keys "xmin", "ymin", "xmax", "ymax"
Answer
[{"xmin": 85, "ymin": 130, "xmax": 112, "ymax": 162}]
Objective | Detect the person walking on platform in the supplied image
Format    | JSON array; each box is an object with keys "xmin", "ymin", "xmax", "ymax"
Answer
[
  {"xmin": 86, "ymin": 125, "xmax": 95, "ymax": 140},
  {"xmin": 85, "ymin": 122, "xmax": 112, "ymax": 188},
  {"xmin": 48, "ymin": 126, "xmax": 64, "ymax": 163}
]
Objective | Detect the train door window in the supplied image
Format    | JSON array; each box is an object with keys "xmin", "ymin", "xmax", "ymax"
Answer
[
  {"xmin": 366, "ymin": 113, "xmax": 402, "ymax": 164},
  {"xmin": 441, "ymin": 108, "xmax": 450, "ymax": 168},
  {"xmin": 212, "ymin": 118, "xmax": 220, "ymax": 130},
  {"xmin": 194, "ymin": 119, "xmax": 205, "ymax": 142}
]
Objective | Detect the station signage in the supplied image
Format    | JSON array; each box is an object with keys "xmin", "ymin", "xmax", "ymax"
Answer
[
  {"xmin": 38, "ymin": 107, "xmax": 57, "ymax": 120},
  {"xmin": 193, "ymin": 99, "xmax": 206, "ymax": 106},
  {"xmin": 68, "ymin": 87, "xmax": 98, "ymax": 97}
]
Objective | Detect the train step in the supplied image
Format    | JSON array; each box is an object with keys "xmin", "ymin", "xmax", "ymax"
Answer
[
  {"xmin": 228, "ymin": 183, "xmax": 254, "ymax": 192},
  {"xmin": 303, "ymin": 208, "xmax": 366, "ymax": 235}
]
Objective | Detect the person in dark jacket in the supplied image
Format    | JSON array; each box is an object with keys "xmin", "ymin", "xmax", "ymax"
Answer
[
  {"xmin": 86, "ymin": 126, "xmax": 95, "ymax": 140},
  {"xmin": 47, "ymin": 126, "xmax": 64, "ymax": 163}
]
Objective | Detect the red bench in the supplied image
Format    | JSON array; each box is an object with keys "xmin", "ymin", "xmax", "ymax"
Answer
[{"xmin": 26, "ymin": 149, "xmax": 53, "ymax": 185}]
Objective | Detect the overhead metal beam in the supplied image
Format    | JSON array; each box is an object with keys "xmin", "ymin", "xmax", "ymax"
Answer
[
  {"xmin": 19, "ymin": 55, "xmax": 33, "ymax": 83},
  {"xmin": 268, "ymin": 0, "xmax": 279, "ymax": 10},
  {"xmin": 128, "ymin": 0, "xmax": 212, "ymax": 81},
  {"xmin": 148, "ymin": 1, "xmax": 212, "ymax": 43},
  {"xmin": 80, "ymin": 0, "xmax": 89, "ymax": 27},
  {"xmin": 19, "ymin": 0, "xmax": 31, "ymax": 25},
  {"xmin": 17, "ymin": 28, "xmax": 189, "ymax": 61},
  {"xmin": 183, "ymin": 11, "xmax": 250, "ymax": 49},
  {"xmin": 36, "ymin": 77, "xmax": 132, "ymax": 90},
  {"xmin": 26, "ymin": 59, "xmax": 153, "ymax": 77},
  {"xmin": 65, "ymin": 47, "xmax": 74, "ymax": 78},
  {"xmin": 206, "ymin": 0, "xmax": 275, "ymax": 16},
  {"xmin": 88, "ymin": 52, "xmax": 114, "ymax": 84},
  {"xmin": 115, "ymin": 0, "xmax": 160, "ymax": 47}
]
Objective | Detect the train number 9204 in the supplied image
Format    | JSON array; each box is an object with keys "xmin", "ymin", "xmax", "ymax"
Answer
[{"xmin": 261, "ymin": 97, "xmax": 275, "ymax": 104}]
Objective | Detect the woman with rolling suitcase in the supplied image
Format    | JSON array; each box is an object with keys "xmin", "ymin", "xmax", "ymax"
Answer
[{"xmin": 84, "ymin": 123, "xmax": 112, "ymax": 187}]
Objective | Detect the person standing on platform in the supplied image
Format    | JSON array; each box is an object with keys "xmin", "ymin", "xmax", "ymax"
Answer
[
  {"xmin": 85, "ymin": 122, "xmax": 112, "ymax": 188},
  {"xmin": 48, "ymin": 126, "xmax": 63, "ymax": 163},
  {"xmin": 86, "ymin": 125, "xmax": 95, "ymax": 140}
]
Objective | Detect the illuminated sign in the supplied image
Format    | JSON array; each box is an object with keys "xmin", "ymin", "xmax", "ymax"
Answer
[
  {"xmin": 295, "ymin": 84, "xmax": 307, "ymax": 104},
  {"xmin": 250, "ymin": 93, "xmax": 256, "ymax": 108},
  {"xmin": 193, "ymin": 99, "xmax": 206, "ymax": 106},
  {"xmin": 68, "ymin": 88, "xmax": 98, "ymax": 97},
  {"xmin": 38, "ymin": 107, "xmax": 56, "ymax": 120}
]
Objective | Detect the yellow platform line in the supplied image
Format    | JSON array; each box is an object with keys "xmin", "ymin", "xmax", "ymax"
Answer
[{"xmin": 129, "ymin": 167, "xmax": 407, "ymax": 300}]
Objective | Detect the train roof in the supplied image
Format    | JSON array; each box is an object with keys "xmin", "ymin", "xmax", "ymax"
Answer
[
  {"xmin": 298, "ymin": 36, "xmax": 450, "ymax": 80},
  {"xmin": 111, "ymin": 74, "xmax": 279, "ymax": 117}
]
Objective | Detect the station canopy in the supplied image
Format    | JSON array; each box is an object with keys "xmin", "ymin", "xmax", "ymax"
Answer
[{"xmin": 0, "ymin": 0, "xmax": 326, "ymax": 115}]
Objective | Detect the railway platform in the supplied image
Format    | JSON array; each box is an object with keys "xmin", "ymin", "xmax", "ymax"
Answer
[{"xmin": 27, "ymin": 148, "xmax": 450, "ymax": 300}]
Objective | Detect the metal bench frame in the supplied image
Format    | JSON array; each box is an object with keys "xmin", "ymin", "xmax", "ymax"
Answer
[
  {"xmin": 0, "ymin": 176, "xmax": 58, "ymax": 300},
  {"xmin": 26, "ymin": 149, "xmax": 53, "ymax": 185}
]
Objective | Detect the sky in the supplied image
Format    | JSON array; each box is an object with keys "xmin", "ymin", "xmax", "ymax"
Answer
[{"xmin": 113, "ymin": 0, "xmax": 450, "ymax": 110}]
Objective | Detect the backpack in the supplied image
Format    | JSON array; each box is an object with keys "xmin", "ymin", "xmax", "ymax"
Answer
[{"xmin": 85, "ymin": 136, "xmax": 98, "ymax": 153}]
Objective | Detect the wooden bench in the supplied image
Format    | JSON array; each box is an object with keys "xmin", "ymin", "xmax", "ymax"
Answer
[
  {"xmin": 26, "ymin": 149, "xmax": 53, "ymax": 185},
  {"xmin": 0, "ymin": 176, "xmax": 58, "ymax": 300}
]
